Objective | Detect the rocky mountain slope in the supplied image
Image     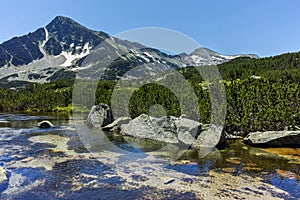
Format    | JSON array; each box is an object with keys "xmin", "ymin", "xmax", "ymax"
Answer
[{"xmin": 0, "ymin": 16, "xmax": 258, "ymax": 85}]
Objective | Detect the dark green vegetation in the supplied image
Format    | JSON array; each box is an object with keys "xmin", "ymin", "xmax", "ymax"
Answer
[
  {"xmin": 1, "ymin": 51, "xmax": 300, "ymax": 135},
  {"xmin": 0, "ymin": 79, "xmax": 73, "ymax": 112},
  {"xmin": 219, "ymin": 52, "xmax": 300, "ymax": 134}
]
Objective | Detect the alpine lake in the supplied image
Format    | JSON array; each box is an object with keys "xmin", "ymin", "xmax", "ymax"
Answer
[{"xmin": 0, "ymin": 112, "xmax": 299, "ymax": 199}]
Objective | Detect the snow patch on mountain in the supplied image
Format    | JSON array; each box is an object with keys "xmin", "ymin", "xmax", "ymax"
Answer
[
  {"xmin": 57, "ymin": 43, "xmax": 91, "ymax": 67},
  {"xmin": 38, "ymin": 28, "xmax": 49, "ymax": 57},
  {"xmin": 190, "ymin": 55, "xmax": 206, "ymax": 64}
]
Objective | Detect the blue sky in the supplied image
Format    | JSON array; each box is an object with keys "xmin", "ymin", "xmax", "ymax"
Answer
[{"xmin": 1, "ymin": 0, "xmax": 300, "ymax": 57}]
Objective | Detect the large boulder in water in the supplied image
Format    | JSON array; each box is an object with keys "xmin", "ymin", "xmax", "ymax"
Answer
[
  {"xmin": 87, "ymin": 104, "xmax": 113, "ymax": 127},
  {"xmin": 120, "ymin": 114, "xmax": 204, "ymax": 144},
  {"xmin": 244, "ymin": 131, "xmax": 300, "ymax": 147},
  {"xmin": 38, "ymin": 120, "xmax": 54, "ymax": 128},
  {"xmin": 175, "ymin": 116, "xmax": 203, "ymax": 145}
]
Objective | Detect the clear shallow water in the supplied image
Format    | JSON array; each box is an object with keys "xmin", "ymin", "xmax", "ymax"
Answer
[
  {"xmin": 0, "ymin": 113, "xmax": 299, "ymax": 199},
  {"xmin": 0, "ymin": 112, "xmax": 71, "ymax": 128}
]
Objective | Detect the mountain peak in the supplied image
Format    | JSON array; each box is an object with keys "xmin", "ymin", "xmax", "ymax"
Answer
[
  {"xmin": 52, "ymin": 15, "xmax": 73, "ymax": 22},
  {"xmin": 190, "ymin": 47, "xmax": 259, "ymax": 60},
  {"xmin": 0, "ymin": 16, "xmax": 260, "ymax": 85},
  {"xmin": 46, "ymin": 16, "xmax": 86, "ymax": 32}
]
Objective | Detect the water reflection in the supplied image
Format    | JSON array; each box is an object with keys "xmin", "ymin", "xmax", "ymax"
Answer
[{"xmin": 0, "ymin": 112, "xmax": 72, "ymax": 128}]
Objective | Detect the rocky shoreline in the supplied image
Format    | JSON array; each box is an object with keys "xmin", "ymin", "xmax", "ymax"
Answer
[{"xmin": 87, "ymin": 104, "xmax": 300, "ymax": 148}]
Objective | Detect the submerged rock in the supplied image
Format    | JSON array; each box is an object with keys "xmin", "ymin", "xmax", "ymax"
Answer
[
  {"xmin": 120, "ymin": 114, "xmax": 204, "ymax": 145},
  {"xmin": 37, "ymin": 120, "xmax": 54, "ymax": 128},
  {"xmin": 87, "ymin": 103, "xmax": 113, "ymax": 127},
  {"xmin": 164, "ymin": 179, "xmax": 175, "ymax": 185},
  {"xmin": 102, "ymin": 117, "xmax": 131, "ymax": 131},
  {"xmin": 244, "ymin": 131, "xmax": 300, "ymax": 147},
  {"xmin": 0, "ymin": 166, "xmax": 7, "ymax": 184}
]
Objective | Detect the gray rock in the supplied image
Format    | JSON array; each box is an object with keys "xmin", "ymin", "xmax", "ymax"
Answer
[
  {"xmin": 120, "ymin": 114, "xmax": 203, "ymax": 144},
  {"xmin": 37, "ymin": 120, "xmax": 54, "ymax": 128},
  {"xmin": 192, "ymin": 124, "xmax": 224, "ymax": 148},
  {"xmin": 224, "ymin": 132, "xmax": 244, "ymax": 140},
  {"xmin": 87, "ymin": 104, "xmax": 113, "ymax": 127},
  {"xmin": 102, "ymin": 117, "xmax": 132, "ymax": 131},
  {"xmin": 176, "ymin": 117, "xmax": 202, "ymax": 144},
  {"xmin": 244, "ymin": 131, "xmax": 300, "ymax": 147},
  {"xmin": 121, "ymin": 114, "xmax": 178, "ymax": 143}
]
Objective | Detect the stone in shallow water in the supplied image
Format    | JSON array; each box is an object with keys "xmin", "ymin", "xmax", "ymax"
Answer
[
  {"xmin": 37, "ymin": 120, "xmax": 54, "ymax": 128},
  {"xmin": 276, "ymin": 169, "xmax": 300, "ymax": 180},
  {"xmin": 225, "ymin": 158, "xmax": 241, "ymax": 165},
  {"xmin": 120, "ymin": 114, "xmax": 204, "ymax": 145},
  {"xmin": 222, "ymin": 167, "xmax": 236, "ymax": 173},
  {"xmin": 102, "ymin": 117, "xmax": 131, "ymax": 131},
  {"xmin": 87, "ymin": 104, "xmax": 113, "ymax": 127},
  {"xmin": 244, "ymin": 131, "xmax": 300, "ymax": 147},
  {"xmin": 120, "ymin": 114, "xmax": 179, "ymax": 143},
  {"xmin": 244, "ymin": 166, "xmax": 263, "ymax": 172}
]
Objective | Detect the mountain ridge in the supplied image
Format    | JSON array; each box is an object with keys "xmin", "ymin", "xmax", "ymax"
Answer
[{"xmin": 0, "ymin": 16, "xmax": 259, "ymax": 85}]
